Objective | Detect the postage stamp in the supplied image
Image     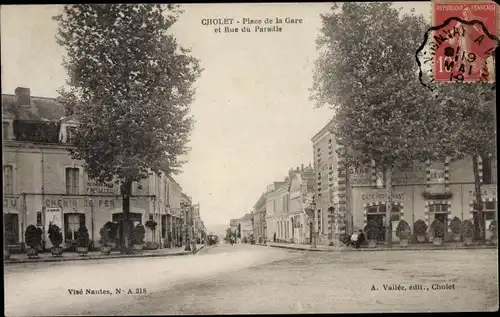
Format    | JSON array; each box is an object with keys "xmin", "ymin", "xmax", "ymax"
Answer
[{"xmin": 416, "ymin": 0, "xmax": 499, "ymax": 89}]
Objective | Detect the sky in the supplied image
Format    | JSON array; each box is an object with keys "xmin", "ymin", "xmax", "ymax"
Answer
[{"xmin": 1, "ymin": 2, "xmax": 431, "ymax": 232}]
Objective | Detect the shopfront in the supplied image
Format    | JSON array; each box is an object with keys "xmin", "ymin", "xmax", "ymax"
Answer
[{"xmin": 3, "ymin": 196, "xmax": 20, "ymax": 247}]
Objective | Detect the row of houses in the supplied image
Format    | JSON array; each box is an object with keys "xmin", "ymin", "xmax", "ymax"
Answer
[
  {"xmin": 2, "ymin": 87, "xmax": 206, "ymax": 251},
  {"xmin": 235, "ymin": 119, "xmax": 497, "ymax": 246}
]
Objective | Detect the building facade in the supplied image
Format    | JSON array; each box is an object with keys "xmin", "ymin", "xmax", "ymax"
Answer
[
  {"xmin": 252, "ymin": 193, "xmax": 266, "ymax": 241},
  {"xmin": 311, "ymin": 119, "xmax": 348, "ymax": 246},
  {"xmin": 311, "ymin": 119, "xmax": 498, "ymax": 245},
  {"xmin": 2, "ymin": 88, "xmax": 201, "ymax": 250},
  {"xmin": 263, "ymin": 166, "xmax": 314, "ymax": 244},
  {"xmin": 283, "ymin": 165, "xmax": 315, "ymax": 244},
  {"xmin": 348, "ymin": 156, "xmax": 497, "ymax": 242},
  {"xmin": 265, "ymin": 182, "xmax": 286, "ymax": 242}
]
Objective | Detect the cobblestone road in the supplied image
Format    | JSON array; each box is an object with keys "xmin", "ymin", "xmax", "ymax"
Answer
[{"xmin": 4, "ymin": 244, "xmax": 498, "ymax": 315}]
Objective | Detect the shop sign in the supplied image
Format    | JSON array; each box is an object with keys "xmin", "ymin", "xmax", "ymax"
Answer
[
  {"xmin": 45, "ymin": 208, "xmax": 63, "ymax": 230},
  {"xmin": 428, "ymin": 169, "xmax": 445, "ymax": 184},
  {"xmin": 3, "ymin": 198, "xmax": 18, "ymax": 209},
  {"xmin": 86, "ymin": 180, "xmax": 119, "ymax": 195},
  {"xmin": 44, "ymin": 197, "xmax": 117, "ymax": 209},
  {"xmin": 393, "ymin": 165, "xmax": 426, "ymax": 184},
  {"xmin": 361, "ymin": 192, "xmax": 405, "ymax": 201},
  {"xmin": 469, "ymin": 187, "xmax": 497, "ymax": 198}
]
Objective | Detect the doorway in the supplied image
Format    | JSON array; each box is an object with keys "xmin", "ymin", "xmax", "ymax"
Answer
[
  {"xmin": 366, "ymin": 214, "xmax": 386, "ymax": 242},
  {"xmin": 434, "ymin": 213, "xmax": 449, "ymax": 239},
  {"xmin": 4, "ymin": 213, "xmax": 19, "ymax": 246}
]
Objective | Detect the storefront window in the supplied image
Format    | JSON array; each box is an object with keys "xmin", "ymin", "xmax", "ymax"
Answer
[
  {"xmin": 429, "ymin": 204, "xmax": 448, "ymax": 213},
  {"xmin": 65, "ymin": 213, "xmax": 85, "ymax": 242}
]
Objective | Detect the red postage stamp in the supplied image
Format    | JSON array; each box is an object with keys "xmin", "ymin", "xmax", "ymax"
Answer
[{"xmin": 429, "ymin": 0, "xmax": 498, "ymax": 83}]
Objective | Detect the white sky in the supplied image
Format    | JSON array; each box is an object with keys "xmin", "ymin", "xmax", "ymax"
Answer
[{"xmin": 1, "ymin": 2, "xmax": 431, "ymax": 231}]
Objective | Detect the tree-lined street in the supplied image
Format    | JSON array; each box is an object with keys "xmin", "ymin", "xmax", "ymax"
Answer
[{"xmin": 5, "ymin": 245, "xmax": 498, "ymax": 315}]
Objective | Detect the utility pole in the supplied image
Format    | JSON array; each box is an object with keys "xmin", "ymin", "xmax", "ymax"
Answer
[
  {"xmin": 185, "ymin": 204, "xmax": 192, "ymax": 252},
  {"xmin": 312, "ymin": 199, "xmax": 317, "ymax": 248}
]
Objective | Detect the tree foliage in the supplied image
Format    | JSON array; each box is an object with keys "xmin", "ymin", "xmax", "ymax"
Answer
[
  {"xmin": 53, "ymin": 4, "xmax": 202, "ymax": 186},
  {"xmin": 311, "ymin": 3, "xmax": 447, "ymax": 169},
  {"xmin": 436, "ymin": 83, "xmax": 496, "ymax": 160}
]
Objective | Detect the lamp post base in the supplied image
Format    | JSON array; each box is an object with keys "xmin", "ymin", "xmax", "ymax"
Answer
[{"xmin": 311, "ymin": 233, "xmax": 318, "ymax": 249}]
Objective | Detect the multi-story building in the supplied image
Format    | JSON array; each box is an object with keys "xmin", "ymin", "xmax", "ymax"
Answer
[
  {"xmin": 283, "ymin": 165, "xmax": 315, "ymax": 244},
  {"xmin": 311, "ymin": 118, "xmax": 347, "ymax": 246},
  {"xmin": 312, "ymin": 119, "xmax": 498, "ymax": 245},
  {"xmin": 252, "ymin": 193, "xmax": 266, "ymax": 241},
  {"xmin": 263, "ymin": 166, "xmax": 314, "ymax": 244},
  {"xmin": 264, "ymin": 182, "xmax": 286, "ymax": 242},
  {"xmin": 191, "ymin": 203, "xmax": 206, "ymax": 243},
  {"xmin": 2, "ymin": 87, "xmax": 195, "ymax": 250}
]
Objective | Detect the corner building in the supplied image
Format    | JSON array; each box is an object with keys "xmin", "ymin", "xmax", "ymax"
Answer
[
  {"xmin": 2, "ymin": 87, "xmax": 193, "ymax": 250},
  {"xmin": 311, "ymin": 119, "xmax": 498, "ymax": 244}
]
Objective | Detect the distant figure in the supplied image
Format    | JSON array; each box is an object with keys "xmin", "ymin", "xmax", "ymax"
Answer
[
  {"xmin": 351, "ymin": 231, "xmax": 359, "ymax": 249},
  {"xmin": 273, "ymin": 232, "xmax": 276, "ymax": 242},
  {"xmin": 358, "ymin": 229, "xmax": 365, "ymax": 247}
]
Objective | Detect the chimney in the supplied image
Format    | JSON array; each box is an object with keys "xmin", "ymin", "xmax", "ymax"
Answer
[
  {"xmin": 15, "ymin": 87, "xmax": 38, "ymax": 116},
  {"xmin": 15, "ymin": 87, "xmax": 31, "ymax": 106}
]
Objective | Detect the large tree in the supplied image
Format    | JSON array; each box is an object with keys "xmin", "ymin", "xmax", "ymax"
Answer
[
  {"xmin": 53, "ymin": 4, "xmax": 202, "ymax": 253},
  {"xmin": 437, "ymin": 83, "xmax": 496, "ymax": 244},
  {"xmin": 311, "ymin": 3, "xmax": 452, "ymax": 246}
]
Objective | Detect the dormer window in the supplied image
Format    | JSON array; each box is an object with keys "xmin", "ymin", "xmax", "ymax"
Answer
[{"xmin": 67, "ymin": 126, "xmax": 77, "ymax": 143}]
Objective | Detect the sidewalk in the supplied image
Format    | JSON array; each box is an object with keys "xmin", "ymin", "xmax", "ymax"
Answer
[
  {"xmin": 256, "ymin": 242, "xmax": 497, "ymax": 252},
  {"xmin": 4, "ymin": 244, "xmax": 205, "ymax": 264}
]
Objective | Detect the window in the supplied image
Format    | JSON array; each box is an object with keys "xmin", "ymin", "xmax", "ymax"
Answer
[
  {"xmin": 64, "ymin": 213, "xmax": 85, "ymax": 242},
  {"xmin": 390, "ymin": 206, "xmax": 401, "ymax": 222},
  {"xmin": 317, "ymin": 210, "xmax": 322, "ymax": 233},
  {"xmin": 479, "ymin": 201, "xmax": 496, "ymax": 221},
  {"xmin": 66, "ymin": 126, "xmax": 77, "ymax": 143},
  {"xmin": 112, "ymin": 213, "xmax": 142, "ymax": 226},
  {"xmin": 3, "ymin": 122, "xmax": 9, "ymax": 139},
  {"xmin": 65, "ymin": 168, "xmax": 79, "ymax": 194},
  {"xmin": 482, "ymin": 155, "xmax": 492, "ymax": 185},
  {"xmin": 3, "ymin": 165, "xmax": 13, "ymax": 194},
  {"xmin": 376, "ymin": 170, "xmax": 384, "ymax": 188},
  {"xmin": 429, "ymin": 203, "xmax": 449, "ymax": 213}
]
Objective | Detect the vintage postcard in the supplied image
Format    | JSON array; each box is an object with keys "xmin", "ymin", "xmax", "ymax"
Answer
[{"xmin": 2, "ymin": 2, "xmax": 498, "ymax": 316}]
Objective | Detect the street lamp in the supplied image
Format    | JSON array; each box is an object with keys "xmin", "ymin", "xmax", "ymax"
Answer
[
  {"xmin": 305, "ymin": 195, "xmax": 317, "ymax": 249},
  {"xmin": 180, "ymin": 201, "xmax": 191, "ymax": 252}
]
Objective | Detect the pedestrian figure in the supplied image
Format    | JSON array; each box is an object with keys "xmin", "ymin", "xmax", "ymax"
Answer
[
  {"xmin": 351, "ymin": 231, "xmax": 359, "ymax": 249},
  {"xmin": 357, "ymin": 229, "xmax": 365, "ymax": 248},
  {"xmin": 273, "ymin": 232, "xmax": 276, "ymax": 242}
]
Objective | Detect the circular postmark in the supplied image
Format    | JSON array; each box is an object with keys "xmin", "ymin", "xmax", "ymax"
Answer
[{"xmin": 416, "ymin": 16, "xmax": 499, "ymax": 91}]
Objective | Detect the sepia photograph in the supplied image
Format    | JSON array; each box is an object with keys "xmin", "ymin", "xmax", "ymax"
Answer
[{"xmin": 2, "ymin": 1, "xmax": 498, "ymax": 315}]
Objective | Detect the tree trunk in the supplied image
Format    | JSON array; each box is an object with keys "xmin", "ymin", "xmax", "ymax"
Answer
[
  {"xmin": 121, "ymin": 179, "xmax": 133, "ymax": 254},
  {"xmin": 385, "ymin": 167, "xmax": 393, "ymax": 247},
  {"xmin": 472, "ymin": 155, "xmax": 485, "ymax": 245}
]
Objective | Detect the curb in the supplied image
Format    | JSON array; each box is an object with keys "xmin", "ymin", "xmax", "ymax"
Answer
[
  {"xmin": 192, "ymin": 244, "xmax": 205, "ymax": 254},
  {"xmin": 4, "ymin": 248, "xmax": 201, "ymax": 265},
  {"xmin": 261, "ymin": 244, "xmax": 498, "ymax": 253}
]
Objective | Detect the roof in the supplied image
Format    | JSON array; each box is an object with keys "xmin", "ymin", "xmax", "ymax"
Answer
[
  {"xmin": 311, "ymin": 117, "xmax": 335, "ymax": 143},
  {"xmin": 2, "ymin": 94, "xmax": 65, "ymax": 122}
]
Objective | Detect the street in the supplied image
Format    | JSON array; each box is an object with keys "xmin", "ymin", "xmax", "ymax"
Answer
[{"xmin": 4, "ymin": 244, "xmax": 498, "ymax": 315}]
